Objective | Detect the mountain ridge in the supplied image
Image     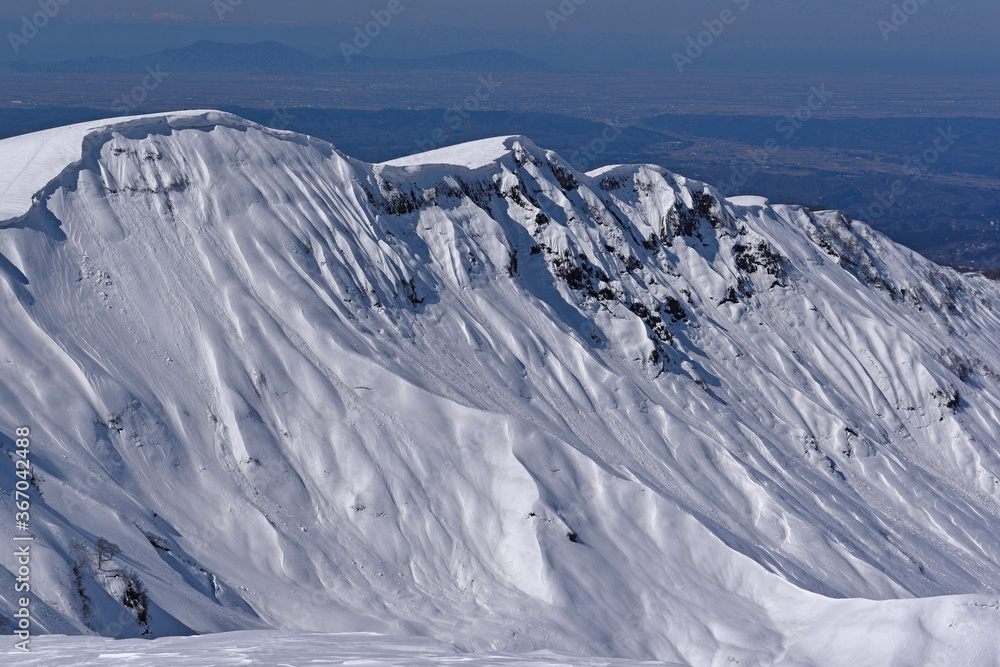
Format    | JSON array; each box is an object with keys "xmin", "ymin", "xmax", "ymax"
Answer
[{"xmin": 1, "ymin": 111, "xmax": 1000, "ymax": 664}]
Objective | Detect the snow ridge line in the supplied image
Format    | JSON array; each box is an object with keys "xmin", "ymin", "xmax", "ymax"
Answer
[{"xmin": 0, "ymin": 110, "xmax": 339, "ymax": 228}]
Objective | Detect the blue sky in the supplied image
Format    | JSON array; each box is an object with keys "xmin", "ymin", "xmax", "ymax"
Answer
[{"xmin": 1, "ymin": 0, "xmax": 997, "ymax": 72}]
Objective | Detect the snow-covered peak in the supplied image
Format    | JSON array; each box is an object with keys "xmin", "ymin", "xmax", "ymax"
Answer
[
  {"xmin": 0, "ymin": 110, "xmax": 333, "ymax": 225},
  {"xmin": 380, "ymin": 135, "xmax": 536, "ymax": 171},
  {"xmin": 726, "ymin": 194, "xmax": 770, "ymax": 208},
  {"xmin": 2, "ymin": 112, "xmax": 1000, "ymax": 664}
]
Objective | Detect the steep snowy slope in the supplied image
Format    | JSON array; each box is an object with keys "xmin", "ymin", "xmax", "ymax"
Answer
[{"xmin": 1, "ymin": 111, "xmax": 1000, "ymax": 665}]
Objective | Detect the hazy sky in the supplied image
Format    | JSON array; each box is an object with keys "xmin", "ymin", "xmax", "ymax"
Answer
[{"xmin": 2, "ymin": 0, "xmax": 997, "ymax": 72}]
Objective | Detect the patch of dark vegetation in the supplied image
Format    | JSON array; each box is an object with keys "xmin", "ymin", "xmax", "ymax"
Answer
[
  {"xmin": 733, "ymin": 240, "xmax": 786, "ymax": 280},
  {"xmin": 931, "ymin": 386, "xmax": 961, "ymax": 411},
  {"xmin": 549, "ymin": 159, "xmax": 578, "ymax": 191},
  {"xmin": 106, "ymin": 178, "xmax": 191, "ymax": 196},
  {"xmin": 947, "ymin": 391, "xmax": 961, "ymax": 410},
  {"xmin": 121, "ymin": 568, "xmax": 151, "ymax": 632},
  {"xmin": 398, "ymin": 277, "xmax": 424, "ymax": 305},
  {"xmin": 455, "ymin": 177, "xmax": 499, "ymax": 214},
  {"xmin": 146, "ymin": 534, "xmax": 170, "ymax": 552},
  {"xmin": 109, "ymin": 147, "xmax": 162, "ymax": 161},
  {"xmin": 600, "ymin": 244, "xmax": 641, "ymax": 273},
  {"xmin": 939, "ymin": 348, "xmax": 974, "ymax": 383},
  {"xmin": 690, "ymin": 191, "xmax": 723, "ymax": 227},
  {"xmin": 70, "ymin": 543, "xmax": 93, "ymax": 623},
  {"xmin": 804, "ymin": 210, "xmax": 897, "ymax": 296},
  {"xmin": 598, "ymin": 174, "xmax": 629, "ymax": 191},
  {"xmin": 512, "ymin": 145, "xmax": 535, "ymax": 167},
  {"xmin": 720, "ymin": 287, "xmax": 740, "ymax": 305},
  {"xmin": 662, "ymin": 295, "xmax": 687, "ymax": 322},
  {"xmin": 503, "ymin": 183, "xmax": 533, "ymax": 209},
  {"xmin": 937, "ymin": 348, "xmax": 1000, "ymax": 384},
  {"xmin": 660, "ymin": 203, "xmax": 702, "ymax": 244},
  {"xmin": 657, "ymin": 192, "xmax": 727, "ymax": 246},
  {"xmin": 96, "ymin": 537, "xmax": 122, "ymax": 571},
  {"xmin": 27, "ymin": 467, "xmax": 44, "ymax": 499},
  {"xmin": 507, "ymin": 250, "xmax": 518, "ymax": 276},
  {"xmin": 628, "ymin": 301, "xmax": 672, "ymax": 343},
  {"xmin": 539, "ymin": 239, "xmax": 685, "ymax": 362},
  {"xmin": 718, "ymin": 278, "xmax": 754, "ymax": 305},
  {"xmin": 551, "ymin": 251, "xmax": 610, "ymax": 296},
  {"xmin": 923, "ymin": 267, "xmax": 964, "ymax": 315},
  {"xmin": 364, "ymin": 182, "xmax": 425, "ymax": 215},
  {"xmin": 364, "ymin": 174, "xmax": 509, "ymax": 218},
  {"xmin": 623, "ymin": 254, "xmax": 643, "ymax": 272}
]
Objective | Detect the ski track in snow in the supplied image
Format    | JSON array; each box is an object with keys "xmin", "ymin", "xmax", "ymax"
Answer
[{"xmin": 1, "ymin": 111, "xmax": 1000, "ymax": 665}]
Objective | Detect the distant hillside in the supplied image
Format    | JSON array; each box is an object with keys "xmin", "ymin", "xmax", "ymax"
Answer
[{"xmin": 0, "ymin": 106, "xmax": 686, "ymax": 165}]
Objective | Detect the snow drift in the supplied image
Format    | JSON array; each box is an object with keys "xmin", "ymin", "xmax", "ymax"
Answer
[{"xmin": 1, "ymin": 111, "xmax": 1000, "ymax": 665}]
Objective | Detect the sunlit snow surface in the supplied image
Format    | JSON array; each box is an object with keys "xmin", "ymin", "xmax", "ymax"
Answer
[
  {"xmin": 2, "ymin": 631, "xmax": 686, "ymax": 666},
  {"xmin": 381, "ymin": 135, "xmax": 518, "ymax": 170},
  {"xmin": 0, "ymin": 111, "xmax": 234, "ymax": 222},
  {"xmin": 5, "ymin": 603, "xmax": 1000, "ymax": 667},
  {"xmin": 2, "ymin": 111, "xmax": 1000, "ymax": 665}
]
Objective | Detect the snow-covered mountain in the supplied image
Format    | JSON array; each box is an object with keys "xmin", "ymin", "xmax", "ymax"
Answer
[{"xmin": 2, "ymin": 110, "xmax": 1000, "ymax": 666}]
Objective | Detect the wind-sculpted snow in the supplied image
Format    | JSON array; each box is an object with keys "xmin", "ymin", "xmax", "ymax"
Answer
[{"xmin": 1, "ymin": 112, "xmax": 1000, "ymax": 665}]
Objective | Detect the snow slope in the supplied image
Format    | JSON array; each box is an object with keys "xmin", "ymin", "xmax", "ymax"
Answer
[
  {"xmin": 3, "ymin": 630, "xmax": 690, "ymax": 666},
  {"xmin": 1, "ymin": 111, "xmax": 1000, "ymax": 665}
]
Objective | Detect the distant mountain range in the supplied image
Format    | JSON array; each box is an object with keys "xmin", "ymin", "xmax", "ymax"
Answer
[{"xmin": 0, "ymin": 40, "xmax": 551, "ymax": 74}]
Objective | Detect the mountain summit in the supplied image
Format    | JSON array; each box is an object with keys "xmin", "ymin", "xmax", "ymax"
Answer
[{"xmin": 1, "ymin": 111, "xmax": 999, "ymax": 664}]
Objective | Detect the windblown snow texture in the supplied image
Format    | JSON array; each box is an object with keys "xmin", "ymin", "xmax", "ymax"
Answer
[{"xmin": 1, "ymin": 111, "xmax": 999, "ymax": 666}]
